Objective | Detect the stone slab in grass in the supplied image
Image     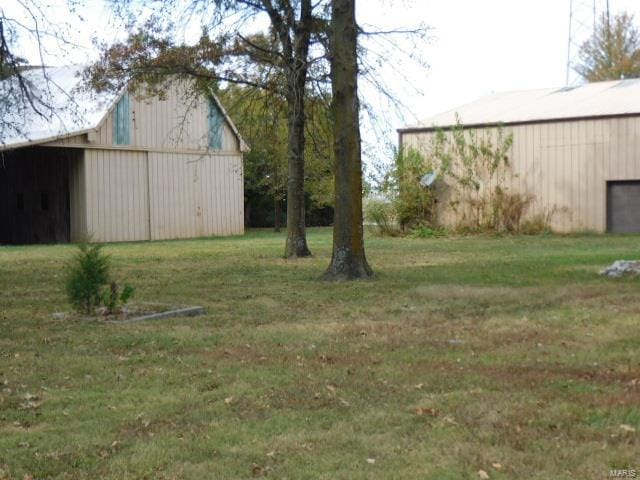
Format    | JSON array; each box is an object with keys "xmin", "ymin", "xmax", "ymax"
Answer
[
  {"xmin": 52, "ymin": 303, "xmax": 206, "ymax": 324},
  {"xmin": 600, "ymin": 260, "xmax": 640, "ymax": 278},
  {"xmin": 110, "ymin": 306, "xmax": 206, "ymax": 324}
]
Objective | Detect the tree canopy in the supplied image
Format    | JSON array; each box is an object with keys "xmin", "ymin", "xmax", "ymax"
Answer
[{"xmin": 576, "ymin": 12, "xmax": 640, "ymax": 82}]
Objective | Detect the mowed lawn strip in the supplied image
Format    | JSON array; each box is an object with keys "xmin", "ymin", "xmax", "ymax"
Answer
[{"xmin": 0, "ymin": 228, "xmax": 639, "ymax": 479}]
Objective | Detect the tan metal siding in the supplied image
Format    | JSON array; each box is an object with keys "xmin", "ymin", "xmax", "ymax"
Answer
[
  {"xmin": 93, "ymin": 80, "xmax": 240, "ymax": 152},
  {"xmin": 69, "ymin": 152, "xmax": 87, "ymax": 241},
  {"xmin": 402, "ymin": 116, "xmax": 640, "ymax": 233},
  {"xmin": 84, "ymin": 149, "xmax": 150, "ymax": 242},
  {"xmin": 148, "ymin": 152, "xmax": 243, "ymax": 240},
  {"xmin": 44, "ymin": 133, "xmax": 89, "ymax": 147}
]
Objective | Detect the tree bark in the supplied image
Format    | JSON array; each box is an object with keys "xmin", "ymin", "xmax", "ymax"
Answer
[
  {"xmin": 283, "ymin": 62, "xmax": 311, "ymax": 256},
  {"xmin": 323, "ymin": 0, "xmax": 373, "ymax": 281},
  {"xmin": 274, "ymin": 194, "xmax": 282, "ymax": 232},
  {"xmin": 278, "ymin": 0, "xmax": 313, "ymax": 258}
]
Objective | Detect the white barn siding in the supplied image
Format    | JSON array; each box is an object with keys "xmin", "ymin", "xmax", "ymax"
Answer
[
  {"xmin": 84, "ymin": 149, "xmax": 150, "ymax": 242},
  {"xmin": 69, "ymin": 152, "xmax": 87, "ymax": 242},
  {"xmin": 94, "ymin": 80, "xmax": 239, "ymax": 152},
  {"xmin": 401, "ymin": 115, "xmax": 640, "ymax": 232},
  {"xmin": 148, "ymin": 152, "xmax": 243, "ymax": 240},
  {"xmin": 81, "ymin": 149, "xmax": 243, "ymax": 242}
]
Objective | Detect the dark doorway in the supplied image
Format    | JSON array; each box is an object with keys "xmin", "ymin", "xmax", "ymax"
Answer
[
  {"xmin": 0, "ymin": 147, "xmax": 78, "ymax": 244},
  {"xmin": 607, "ymin": 180, "xmax": 640, "ymax": 233}
]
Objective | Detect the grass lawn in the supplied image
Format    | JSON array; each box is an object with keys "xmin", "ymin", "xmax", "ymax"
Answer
[{"xmin": 1, "ymin": 228, "xmax": 639, "ymax": 479}]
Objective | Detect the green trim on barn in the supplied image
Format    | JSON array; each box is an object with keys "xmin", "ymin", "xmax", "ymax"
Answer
[
  {"xmin": 113, "ymin": 92, "xmax": 131, "ymax": 145},
  {"xmin": 208, "ymin": 98, "xmax": 223, "ymax": 150}
]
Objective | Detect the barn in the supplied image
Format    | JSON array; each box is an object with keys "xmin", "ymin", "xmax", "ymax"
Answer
[
  {"xmin": 0, "ymin": 66, "xmax": 247, "ymax": 244},
  {"xmin": 399, "ymin": 79, "xmax": 640, "ymax": 233}
]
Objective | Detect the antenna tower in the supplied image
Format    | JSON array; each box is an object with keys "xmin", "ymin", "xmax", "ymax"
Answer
[{"xmin": 566, "ymin": 0, "xmax": 610, "ymax": 85}]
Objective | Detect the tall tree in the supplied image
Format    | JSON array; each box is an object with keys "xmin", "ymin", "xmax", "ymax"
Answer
[
  {"xmin": 323, "ymin": 0, "xmax": 372, "ymax": 280},
  {"xmin": 220, "ymin": 83, "xmax": 333, "ymax": 231},
  {"xmin": 576, "ymin": 12, "xmax": 640, "ymax": 82},
  {"xmin": 260, "ymin": 0, "xmax": 316, "ymax": 257}
]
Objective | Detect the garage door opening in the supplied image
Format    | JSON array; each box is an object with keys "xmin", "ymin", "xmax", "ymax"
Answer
[
  {"xmin": 607, "ymin": 180, "xmax": 640, "ymax": 233},
  {"xmin": 0, "ymin": 147, "xmax": 80, "ymax": 244}
]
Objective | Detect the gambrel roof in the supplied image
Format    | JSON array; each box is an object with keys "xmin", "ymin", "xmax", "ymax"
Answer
[{"xmin": 0, "ymin": 65, "xmax": 248, "ymax": 152}]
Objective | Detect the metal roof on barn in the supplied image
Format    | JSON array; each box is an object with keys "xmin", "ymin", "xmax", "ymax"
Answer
[
  {"xmin": 0, "ymin": 66, "xmax": 116, "ymax": 150},
  {"xmin": 401, "ymin": 78, "xmax": 640, "ymax": 132}
]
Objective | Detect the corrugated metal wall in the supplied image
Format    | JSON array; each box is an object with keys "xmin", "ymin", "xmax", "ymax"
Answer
[
  {"xmin": 69, "ymin": 151, "xmax": 87, "ymax": 242},
  {"xmin": 82, "ymin": 149, "xmax": 243, "ymax": 242},
  {"xmin": 84, "ymin": 149, "xmax": 150, "ymax": 242},
  {"xmin": 401, "ymin": 116, "xmax": 640, "ymax": 232}
]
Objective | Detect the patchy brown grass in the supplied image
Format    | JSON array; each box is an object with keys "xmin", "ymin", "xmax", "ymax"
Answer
[{"xmin": 1, "ymin": 229, "xmax": 639, "ymax": 479}]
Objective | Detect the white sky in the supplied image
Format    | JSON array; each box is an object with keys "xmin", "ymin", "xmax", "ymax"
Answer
[
  {"xmin": 5, "ymin": 0, "xmax": 640, "ymax": 159},
  {"xmin": 357, "ymin": 0, "xmax": 640, "ymax": 125}
]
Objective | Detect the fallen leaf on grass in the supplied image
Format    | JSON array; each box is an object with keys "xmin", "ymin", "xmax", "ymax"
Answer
[
  {"xmin": 620, "ymin": 424, "xmax": 636, "ymax": 433},
  {"xmin": 326, "ymin": 384, "xmax": 337, "ymax": 395},
  {"xmin": 224, "ymin": 396, "xmax": 234, "ymax": 405},
  {"xmin": 491, "ymin": 463, "xmax": 502, "ymax": 470},
  {"xmin": 478, "ymin": 469, "xmax": 490, "ymax": 479},
  {"xmin": 366, "ymin": 458, "xmax": 376, "ymax": 464},
  {"xmin": 252, "ymin": 464, "xmax": 263, "ymax": 477},
  {"xmin": 415, "ymin": 407, "xmax": 439, "ymax": 417}
]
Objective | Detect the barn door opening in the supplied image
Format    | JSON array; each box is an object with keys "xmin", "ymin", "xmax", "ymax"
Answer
[
  {"xmin": 607, "ymin": 180, "xmax": 640, "ymax": 233},
  {"xmin": 0, "ymin": 147, "xmax": 77, "ymax": 244}
]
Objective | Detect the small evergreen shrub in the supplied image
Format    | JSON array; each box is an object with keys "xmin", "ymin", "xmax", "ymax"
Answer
[
  {"xmin": 65, "ymin": 243, "xmax": 110, "ymax": 314},
  {"xmin": 64, "ymin": 243, "xmax": 134, "ymax": 315},
  {"xmin": 102, "ymin": 282, "xmax": 136, "ymax": 315}
]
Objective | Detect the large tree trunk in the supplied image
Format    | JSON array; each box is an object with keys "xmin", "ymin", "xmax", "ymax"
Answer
[
  {"xmin": 284, "ymin": 65, "xmax": 311, "ymax": 257},
  {"xmin": 323, "ymin": 0, "xmax": 373, "ymax": 280}
]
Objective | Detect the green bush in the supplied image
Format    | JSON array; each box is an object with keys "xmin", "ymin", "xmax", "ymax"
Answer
[
  {"xmin": 65, "ymin": 243, "xmax": 111, "ymax": 314},
  {"xmin": 102, "ymin": 282, "xmax": 136, "ymax": 315},
  {"xmin": 64, "ymin": 243, "xmax": 134, "ymax": 315},
  {"xmin": 409, "ymin": 226, "xmax": 448, "ymax": 238},
  {"xmin": 365, "ymin": 199, "xmax": 400, "ymax": 236}
]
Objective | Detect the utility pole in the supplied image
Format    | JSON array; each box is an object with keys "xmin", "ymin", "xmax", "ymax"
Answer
[{"xmin": 566, "ymin": 0, "xmax": 609, "ymax": 85}]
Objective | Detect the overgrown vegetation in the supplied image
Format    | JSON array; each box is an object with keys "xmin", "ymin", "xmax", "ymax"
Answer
[
  {"xmin": 1, "ymin": 229, "xmax": 639, "ymax": 478},
  {"xmin": 576, "ymin": 11, "xmax": 640, "ymax": 82},
  {"xmin": 371, "ymin": 119, "xmax": 552, "ymax": 236},
  {"xmin": 64, "ymin": 243, "xmax": 134, "ymax": 315},
  {"xmin": 220, "ymin": 85, "xmax": 334, "ymax": 230}
]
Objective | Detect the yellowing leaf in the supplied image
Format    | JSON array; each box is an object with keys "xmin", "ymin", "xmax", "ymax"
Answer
[
  {"xmin": 415, "ymin": 407, "xmax": 439, "ymax": 417},
  {"xmin": 478, "ymin": 469, "xmax": 490, "ymax": 479}
]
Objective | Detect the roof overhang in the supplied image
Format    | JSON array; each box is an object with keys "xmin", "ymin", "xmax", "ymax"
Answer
[{"xmin": 398, "ymin": 112, "xmax": 640, "ymax": 135}]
